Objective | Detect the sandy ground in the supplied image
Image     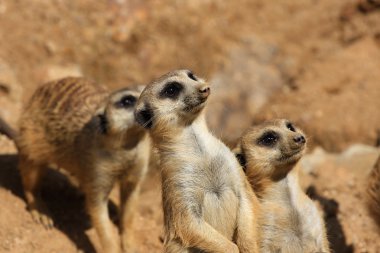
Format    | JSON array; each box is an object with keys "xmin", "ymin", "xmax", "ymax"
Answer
[{"xmin": 0, "ymin": 0, "xmax": 380, "ymax": 252}]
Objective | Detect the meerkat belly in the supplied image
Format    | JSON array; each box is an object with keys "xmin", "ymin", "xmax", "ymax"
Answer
[
  {"xmin": 202, "ymin": 188, "xmax": 239, "ymax": 239},
  {"xmin": 199, "ymin": 155, "xmax": 241, "ymax": 239}
]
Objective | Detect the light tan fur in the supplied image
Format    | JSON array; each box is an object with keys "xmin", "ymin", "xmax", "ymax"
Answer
[
  {"xmin": 12, "ymin": 77, "xmax": 150, "ymax": 253},
  {"xmin": 234, "ymin": 119, "xmax": 330, "ymax": 253},
  {"xmin": 135, "ymin": 70, "xmax": 259, "ymax": 253},
  {"xmin": 367, "ymin": 154, "xmax": 380, "ymax": 228}
]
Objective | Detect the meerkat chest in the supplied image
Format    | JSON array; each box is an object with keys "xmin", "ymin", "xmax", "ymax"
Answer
[
  {"xmin": 260, "ymin": 196, "xmax": 326, "ymax": 252},
  {"xmin": 177, "ymin": 153, "xmax": 243, "ymax": 238},
  {"xmin": 164, "ymin": 127, "xmax": 244, "ymax": 238},
  {"xmin": 201, "ymin": 168, "xmax": 240, "ymax": 239}
]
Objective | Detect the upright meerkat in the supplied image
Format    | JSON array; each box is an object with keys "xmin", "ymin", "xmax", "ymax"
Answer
[
  {"xmin": 5, "ymin": 77, "xmax": 150, "ymax": 253},
  {"xmin": 134, "ymin": 70, "xmax": 259, "ymax": 253},
  {"xmin": 234, "ymin": 119, "xmax": 330, "ymax": 253}
]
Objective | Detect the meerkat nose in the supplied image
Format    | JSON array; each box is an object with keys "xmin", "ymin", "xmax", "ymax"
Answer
[
  {"xmin": 293, "ymin": 135, "xmax": 306, "ymax": 144},
  {"xmin": 199, "ymin": 86, "xmax": 210, "ymax": 98}
]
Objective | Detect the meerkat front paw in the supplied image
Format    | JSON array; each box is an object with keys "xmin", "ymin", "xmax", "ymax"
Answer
[{"xmin": 29, "ymin": 201, "xmax": 54, "ymax": 229}]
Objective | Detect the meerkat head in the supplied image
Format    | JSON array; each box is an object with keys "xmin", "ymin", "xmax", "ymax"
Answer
[
  {"xmin": 97, "ymin": 88, "xmax": 142, "ymax": 135},
  {"xmin": 134, "ymin": 69, "xmax": 210, "ymax": 131},
  {"xmin": 235, "ymin": 119, "xmax": 306, "ymax": 181}
]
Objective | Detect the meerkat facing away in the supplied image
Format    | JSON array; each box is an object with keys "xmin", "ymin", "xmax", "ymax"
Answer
[
  {"xmin": 134, "ymin": 70, "xmax": 259, "ymax": 253},
  {"xmin": 234, "ymin": 119, "xmax": 330, "ymax": 253},
  {"xmin": 10, "ymin": 77, "xmax": 150, "ymax": 253},
  {"xmin": 367, "ymin": 154, "xmax": 380, "ymax": 229}
]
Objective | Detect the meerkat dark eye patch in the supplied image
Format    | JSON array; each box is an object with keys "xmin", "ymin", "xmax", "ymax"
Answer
[
  {"xmin": 286, "ymin": 122, "xmax": 296, "ymax": 132},
  {"xmin": 160, "ymin": 81, "xmax": 183, "ymax": 100},
  {"xmin": 187, "ymin": 71, "xmax": 197, "ymax": 81},
  {"xmin": 258, "ymin": 131, "xmax": 279, "ymax": 147},
  {"xmin": 115, "ymin": 95, "xmax": 136, "ymax": 108},
  {"xmin": 135, "ymin": 104, "xmax": 154, "ymax": 129}
]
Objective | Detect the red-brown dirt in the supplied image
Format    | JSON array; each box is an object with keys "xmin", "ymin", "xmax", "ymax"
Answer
[{"xmin": 1, "ymin": 0, "xmax": 380, "ymax": 252}]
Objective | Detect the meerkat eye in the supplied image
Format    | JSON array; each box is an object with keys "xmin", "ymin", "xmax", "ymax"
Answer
[
  {"xmin": 160, "ymin": 81, "xmax": 183, "ymax": 99},
  {"xmin": 258, "ymin": 131, "xmax": 279, "ymax": 147},
  {"xmin": 116, "ymin": 95, "xmax": 136, "ymax": 108},
  {"xmin": 187, "ymin": 71, "xmax": 197, "ymax": 81},
  {"xmin": 286, "ymin": 122, "xmax": 296, "ymax": 132}
]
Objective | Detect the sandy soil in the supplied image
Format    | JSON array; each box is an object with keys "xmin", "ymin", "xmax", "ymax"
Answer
[{"xmin": 0, "ymin": 0, "xmax": 380, "ymax": 252}]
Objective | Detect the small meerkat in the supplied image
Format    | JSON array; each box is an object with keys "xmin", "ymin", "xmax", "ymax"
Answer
[
  {"xmin": 5, "ymin": 77, "xmax": 150, "ymax": 253},
  {"xmin": 134, "ymin": 70, "xmax": 259, "ymax": 253},
  {"xmin": 234, "ymin": 119, "xmax": 330, "ymax": 253},
  {"xmin": 367, "ymin": 154, "xmax": 380, "ymax": 228}
]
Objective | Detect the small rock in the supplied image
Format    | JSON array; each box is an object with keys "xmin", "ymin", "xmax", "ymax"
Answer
[
  {"xmin": 299, "ymin": 147, "xmax": 328, "ymax": 174},
  {"xmin": 337, "ymin": 144, "xmax": 380, "ymax": 176},
  {"xmin": 44, "ymin": 41, "xmax": 57, "ymax": 55}
]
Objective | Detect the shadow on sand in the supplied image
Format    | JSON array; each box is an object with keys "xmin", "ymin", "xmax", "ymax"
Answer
[
  {"xmin": 307, "ymin": 185, "xmax": 354, "ymax": 253},
  {"xmin": 0, "ymin": 154, "xmax": 119, "ymax": 253}
]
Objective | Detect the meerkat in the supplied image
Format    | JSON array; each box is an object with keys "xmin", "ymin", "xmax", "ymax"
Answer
[
  {"xmin": 367, "ymin": 154, "xmax": 380, "ymax": 228},
  {"xmin": 134, "ymin": 69, "xmax": 259, "ymax": 253},
  {"xmin": 234, "ymin": 119, "xmax": 330, "ymax": 253},
  {"xmin": 2, "ymin": 77, "xmax": 150, "ymax": 253}
]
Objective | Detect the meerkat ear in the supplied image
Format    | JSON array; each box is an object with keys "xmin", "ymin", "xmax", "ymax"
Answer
[
  {"xmin": 98, "ymin": 114, "xmax": 108, "ymax": 134},
  {"xmin": 135, "ymin": 104, "xmax": 154, "ymax": 129},
  {"xmin": 233, "ymin": 145, "xmax": 247, "ymax": 172},
  {"xmin": 93, "ymin": 105, "xmax": 108, "ymax": 134},
  {"xmin": 235, "ymin": 153, "xmax": 247, "ymax": 172}
]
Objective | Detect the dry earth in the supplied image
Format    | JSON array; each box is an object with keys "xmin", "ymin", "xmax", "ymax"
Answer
[{"xmin": 0, "ymin": 0, "xmax": 380, "ymax": 252}]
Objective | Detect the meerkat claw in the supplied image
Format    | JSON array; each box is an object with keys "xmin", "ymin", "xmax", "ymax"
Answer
[{"xmin": 30, "ymin": 209, "xmax": 54, "ymax": 229}]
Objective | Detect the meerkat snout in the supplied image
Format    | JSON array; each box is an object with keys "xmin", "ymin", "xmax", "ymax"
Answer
[
  {"xmin": 286, "ymin": 120, "xmax": 306, "ymax": 144},
  {"xmin": 198, "ymin": 85, "xmax": 211, "ymax": 103},
  {"xmin": 293, "ymin": 134, "xmax": 306, "ymax": 144},
  {"xmin": 199, "ymin": 85, "xmax": 210, "ymax": 97}
]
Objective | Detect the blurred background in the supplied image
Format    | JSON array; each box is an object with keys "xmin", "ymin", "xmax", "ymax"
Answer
[{"xmin": 0, "ymin": 0, "xmax": 379, "ymax": 252}]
